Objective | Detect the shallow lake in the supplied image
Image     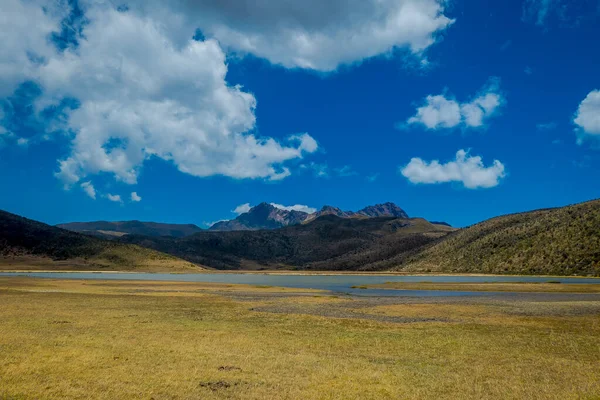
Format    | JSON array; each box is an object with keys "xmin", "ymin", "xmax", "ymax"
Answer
[{"xmin": 1, "ymin": 272, "xmax": 599, "ymax": 297}]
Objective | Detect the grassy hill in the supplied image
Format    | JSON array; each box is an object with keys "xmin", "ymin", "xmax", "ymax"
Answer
[
  {"xmin": 0, "ymin": 210, "xmax": 202, "ymax": 272},
  {"xmin": 399, "ymin": 199, "xmax": 600, "ymax": 276},
  {"xmin": 5, "ymin": 199, "xmax": 599, "ymax": 275},
  {"xmin": 120, "ymin": 215, "xmax": 454, "ymax": 270}
]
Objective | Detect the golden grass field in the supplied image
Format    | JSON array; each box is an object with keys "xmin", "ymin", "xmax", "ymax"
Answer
[
  {"xmin": 1, "ymin": 277, "xmax": 600, "ymax": 399},
  {"xmin": 364, "ymin": 281, "xmax": 600, "ymax": 293}
]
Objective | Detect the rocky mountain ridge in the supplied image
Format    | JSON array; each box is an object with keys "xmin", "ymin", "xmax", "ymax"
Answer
[{"xmin": 209, "ymin": 202, "xmax": 411, "ymax": 231}]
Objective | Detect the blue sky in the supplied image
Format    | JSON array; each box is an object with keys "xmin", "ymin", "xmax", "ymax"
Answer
[{"xmin": 0, "ymin": 0, "xmax": 599, "ymax": 228}]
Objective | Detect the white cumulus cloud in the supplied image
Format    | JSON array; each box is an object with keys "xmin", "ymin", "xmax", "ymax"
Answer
[
  {"xmin": 0, "ymin": 0, "xmax": 64, "ymax": 97},
  {"xmin": 130, "ymin": 192, "xmax": 142, "ymax": 202},
  {"xmin": 400, "ymin": 150, "xmax": 506, "ymax": 189},
  {"xmin": 407, "ymin": 80, "xmax": 503, "ymax": 130},
  {"xmin": 233, "ymin": 203, "xmax": 252, "ymax": 215},
  {"xmin": 106, "ymin": 193, "xmax": 122, "ymax": 203},
  {"xmin": 408, "ymin": 95, "xmax": 461, "ymax": 129},
  {"xmin": 80, "ymin": 181, "xmax": 96, "ymax": 199},
  {"xmin": 0, "ymin": 1, "xmax": 319, "ymax": 188},
  {"xmin": 117, "ymin": 0, "xmax": 454, "ymax": 72},
  {"xmin": 270, "ymin": 203, "xmax": 317, "ymax": 214},
  {"xmin": 574, "ymin": 90, "xmax": 600, "ymax": 142}
]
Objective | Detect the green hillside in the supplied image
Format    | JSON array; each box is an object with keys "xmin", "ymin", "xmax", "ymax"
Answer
[
  {"xmin": 400, "ymin": 200, "xmax": 600, "ymax": 276},
  {"xmin": 0, "ymin": 210, "xmax": 202, "ymax": 272}
]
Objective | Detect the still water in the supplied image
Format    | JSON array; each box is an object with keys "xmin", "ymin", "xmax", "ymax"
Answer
[{"xmin": 1, "ymin": 271, "xmax": 598, "ymax": 297}]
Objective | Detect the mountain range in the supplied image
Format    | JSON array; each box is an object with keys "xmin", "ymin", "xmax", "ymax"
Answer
[
  {"xmin": 119, "ymin": 216, "xmax": 453, "ymax": 270},
  {"xmin": 209, "ymin": 202, "xmax": 410, "ymax": 231},
  {"xmin": 1, "ymin": 199, "xmax": 599, "ymax": 275},
  {"xmin": 55, "ymin": 202, "xmax": 414, "ymax": 235}
]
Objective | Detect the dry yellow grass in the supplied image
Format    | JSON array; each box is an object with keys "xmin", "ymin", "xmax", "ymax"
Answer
[
  {"xmin": 365, "ymin": 281, "xmax": 600, "ymax": 293},
  {"xmin": 1, "ymin": 277, "xmax": 600, "ymax": 399}
]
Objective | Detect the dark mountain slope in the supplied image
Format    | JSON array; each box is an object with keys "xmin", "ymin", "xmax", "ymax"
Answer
[
  {"xmin": 120, "ymin": 215, "xmax": 453, "ymax": 270},
  {"xmin": 57, "ymin": 220, "xmax": 203, "ymax": 238},
  {"xmin": 0, "ymin": 210, "xmax": 200, "ymax": 272},
  {"xmin": 303, "ymin": 203, "xmax": 409, "ymax": 224},
  {"xmin": 310, "ymin": 205, "xmax": 356, "ymax": 219},
  {"xmin": 356, "ymin": 202, "xmax": 409, "ymax": 218},
  {"xmin": 400, "ymin": 200, "xmax": 600, "ymax": 276}
]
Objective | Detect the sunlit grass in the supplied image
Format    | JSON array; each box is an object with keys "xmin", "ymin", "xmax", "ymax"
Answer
[
  {"xmin": 365, "ymin": 281, "xmax": 600, "ymax": 293},
  {"xmin": 1, "ymin": 278, "xmax": 599, "ymax": 399}
]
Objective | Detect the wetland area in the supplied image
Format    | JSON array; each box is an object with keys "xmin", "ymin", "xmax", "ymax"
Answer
[{"xmin": 1, "ymin": 273, "xmax": 599, "ymax": 399}]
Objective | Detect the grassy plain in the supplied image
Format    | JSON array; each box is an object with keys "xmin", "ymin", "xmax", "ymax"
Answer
[
  {"xmin": 1, "ymin": 277, "xmax": 600, "ymax": 399},
  {"xmin": 365, "ymin": 281, "xmax": 600, "ymax": 293}
]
